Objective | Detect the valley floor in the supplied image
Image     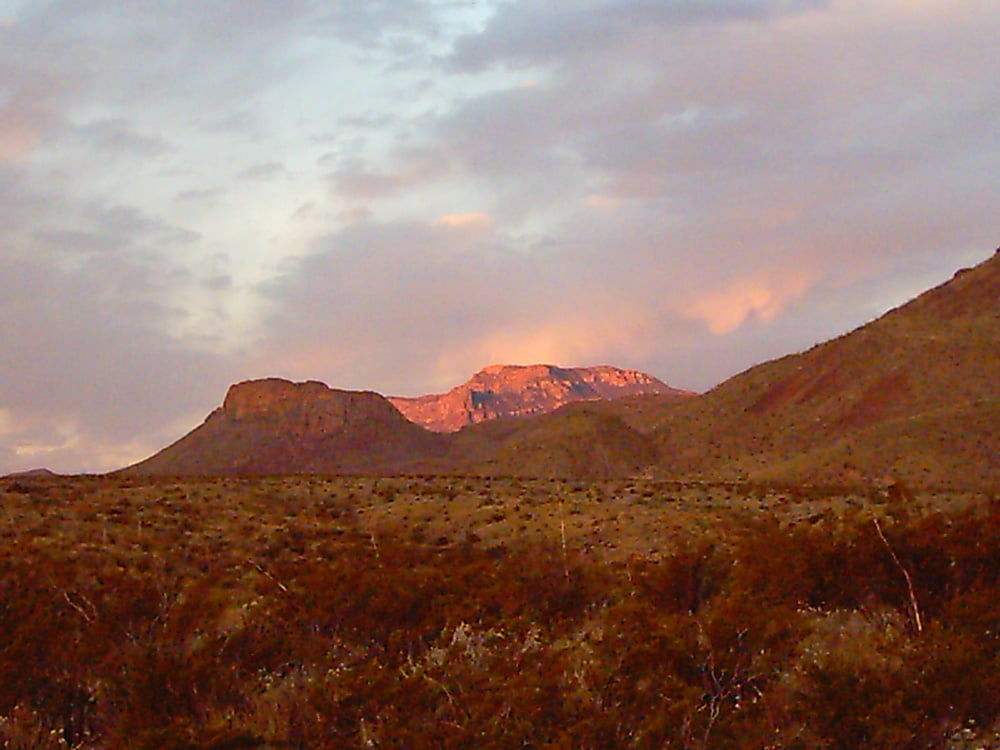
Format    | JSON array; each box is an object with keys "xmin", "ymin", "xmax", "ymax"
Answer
[{"xmin": 2, "ymin": 474, "xmax": 998, "ymax": 749}]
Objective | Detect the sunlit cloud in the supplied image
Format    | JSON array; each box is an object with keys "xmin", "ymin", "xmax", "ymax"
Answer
[
  {"xmin": 0, "ymin": 407, "xmax": 15, "ymax": 436},
  {"xmin": 583, "ymin": 194, "xmax": 622, "ymax": 212},
  {"xmin": 5, "ymin": 416, "xmax": 187, "ymax": 474},
  {"xmin": 11, "ymin": 417, "xmax": 81, "ymax": 459},
  {"xmin": 428, "ymin": 306, "xmax": 664, "ymax": 392},
  {"xmin": 434, "ymin": 212, "xmax": 494, "ymax": 239},
  {"xmin": 682, "ymin": 270, "xmax": 818, "ymax": 335},
  {"xmin": 0, "ymin": 94, "xmax": 56, "ymax": 160}
]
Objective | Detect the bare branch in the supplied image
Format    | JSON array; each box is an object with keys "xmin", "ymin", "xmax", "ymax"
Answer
[{"xmin": 872, "ymin": 516, "xmax": 923, "ymax": 634}]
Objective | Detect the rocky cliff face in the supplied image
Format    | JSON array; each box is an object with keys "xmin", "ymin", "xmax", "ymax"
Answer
[
  {"xmin": 218, "ymin": 378, "xmax": 403, "ymax": 434},
  {"xmin": 389, "ymin": 364, "xmax": 694, "ymax": 432}
]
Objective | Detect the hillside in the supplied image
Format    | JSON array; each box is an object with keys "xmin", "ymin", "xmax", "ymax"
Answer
[
  {"xmin": 450, "ymin": 401, "xmax": 660, "ymax": 479},
  {"xmin": 637, "ymin": 249, "xmax": 1000, "ymax": 486},
  {"xmin": 124, "ymin": 378, "xmax": 447, "ymax": 475},
  {"xmin": 389, "ymin": 364, "xmax": 691, "ymax": 432}
]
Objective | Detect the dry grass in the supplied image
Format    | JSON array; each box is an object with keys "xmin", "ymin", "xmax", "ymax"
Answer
[
  {"xmin": 5, "ymin": 473, "xmax": 985, "ymax": 564},
  {"xmin": 2, "ymin": 473, "xmax": 998, "ymax": 749}
]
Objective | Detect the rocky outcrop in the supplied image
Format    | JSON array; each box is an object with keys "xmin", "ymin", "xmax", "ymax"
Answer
[
  {"xmin": 389, "ymin": 364, "xmax": 694, "ymax": 433},
  {"xmin": 124, "ymin": 378, "xmax": 446, "ymax": 475},
  {"xmin": 219, "ymin": 378, "xmax": 403, "ymax": 434}
]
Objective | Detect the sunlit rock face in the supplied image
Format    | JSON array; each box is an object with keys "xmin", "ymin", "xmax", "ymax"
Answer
[
  {"xmin": 389, "ymin": 364, "xmax": 694, "ymax": 433},
  {"xmin": 220, "ymin": 378, "xmax": 402, "ymax": 435}
]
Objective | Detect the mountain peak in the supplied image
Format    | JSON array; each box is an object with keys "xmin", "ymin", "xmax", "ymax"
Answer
[{"xmin": 390, "ymin": 364, "xmax": 693, "ymax": 432}]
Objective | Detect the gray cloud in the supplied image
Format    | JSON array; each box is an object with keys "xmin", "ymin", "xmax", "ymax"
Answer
[
  {"xmin": 0, "ymin": 1, "xmax": 337, "ymax": 153},
  {"xmin": 238, "ymin": 162, "xmax": 287, "ymax": 181},
  {"xmin": 0, "ymin": 255, "xmax": 243, "ymax": 474},
  {"xmin": 70, "ymin": 118, "xmax": 172, "ymax": 156},
  {"xmin": 435, "ymin": 1, "xmax": 1000, "ymax": 261},
  {"xmin": 0, "ymin": 163, "xmax": 48, "ymax": 237},
  {"xmin": 449, "ymin": 0, "xmax": 832, "ymax": 72},
  {"xmin": 318, "ymin": 0, "xmax": 441, "ymax": 46},
  {"xmin": 0, "ymin": 156, "xmax": 230, "ymax": 473},
  {"xmin": 329, "ymin": 148, "xmax": 450, "ymax": 201},
  {"xmin": 175, "ymin": 187, "xmax": 225, "ymax": 203}
]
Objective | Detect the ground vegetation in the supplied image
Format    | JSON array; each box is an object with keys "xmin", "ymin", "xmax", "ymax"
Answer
[{"xmin": 1, "ymin": 475, "xmax": 998, "ymax": 749}]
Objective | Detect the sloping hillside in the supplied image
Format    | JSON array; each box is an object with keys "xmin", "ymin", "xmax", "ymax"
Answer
[
  {"xmin": 641, "ymin": 250, "xmax": 1000, "ymax": 486},
  {"xmin": 452, "ymin": 401, "xmax": 660, "ymax": 479}
]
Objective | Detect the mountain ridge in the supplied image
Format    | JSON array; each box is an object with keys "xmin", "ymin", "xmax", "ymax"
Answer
[
  {"xmin": 388, "ymin": 363, "xmax": 693, "ymax": 432},
  {"xmin": 122, "ymin": 249, "xmax": 999, "ymax": 487}
]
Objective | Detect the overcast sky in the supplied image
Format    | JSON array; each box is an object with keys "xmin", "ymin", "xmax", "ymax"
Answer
[{"xmin": 1, "ymin": 0, "xmax": 997, "ymax": 474}]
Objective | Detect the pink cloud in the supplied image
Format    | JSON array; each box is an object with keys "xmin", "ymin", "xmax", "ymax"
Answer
[
  {"xmin": 682, "ymin": 269, "xmax": 818, "ymax": 335},
  {"xmin": 0, "ymin": 93, "xmax": 55, "ymax": 160}
]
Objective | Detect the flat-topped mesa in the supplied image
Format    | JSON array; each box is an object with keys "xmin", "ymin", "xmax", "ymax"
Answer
[
  {"xmin": 219, "ymin": 377, "xmax": 401, "ymax": 432},
  {"xmin": 390, "ymin": 364, "xmax": 694, "ymax": 433},
  {"xmin": 125, "ymin": 377, "xmax": 443, "ymax": 475},
  {"xmin": 222, "ymin": 378, "xmax": 332, "ymax": 420}
]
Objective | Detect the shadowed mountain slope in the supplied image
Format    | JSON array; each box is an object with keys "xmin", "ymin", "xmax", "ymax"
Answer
[
  {"xmin": 389, "ymin": 364, "xmax": 692, "ymax": 432},
  {"xmin": 450, "ymin": 400, "xmax": 660, "ymax": 479}
]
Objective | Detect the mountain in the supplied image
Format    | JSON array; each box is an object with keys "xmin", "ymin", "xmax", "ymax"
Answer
[
  {"xmin": 636, "ymin": 249, "xmax": 1000, "ymax": 486},
  {"xmin": 3, "ymin": 468, "xmax": 57, "ymax": 479},
  {"xmin": 124, "ymin": 378, "xmax": 447, "ymax": 475},
  {"xmin": 123, "ymin": 250, "xmax": 999, "ymax": 487},
  {"xmin": 389, "ymin": 364, "xmax": 693, "ymax": 432}
]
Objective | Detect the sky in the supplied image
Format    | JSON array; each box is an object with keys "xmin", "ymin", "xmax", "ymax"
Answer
[{"xmin": 1, "ymin": 0, "xmax": 998, "ymax": 474}]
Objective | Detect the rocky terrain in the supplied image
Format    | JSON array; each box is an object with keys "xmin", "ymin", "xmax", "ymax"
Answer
[{"xmin": 388, "ymin": 364, "xmax": 692, "ymax": 432}]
